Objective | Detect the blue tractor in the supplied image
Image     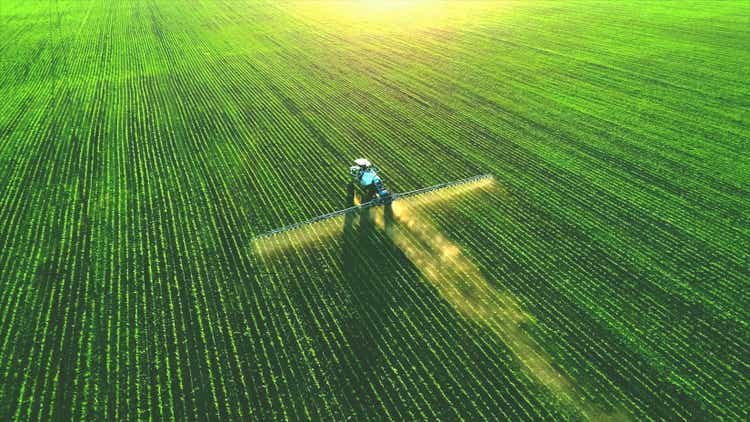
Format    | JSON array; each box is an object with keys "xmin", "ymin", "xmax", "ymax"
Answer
[
  {"xmin": 349, "ymin": 158, "xmax": 392, "ymax": 205},
  {"xmin": 252, "ymin": 157, "xmax": 491, "ymax": 239}
]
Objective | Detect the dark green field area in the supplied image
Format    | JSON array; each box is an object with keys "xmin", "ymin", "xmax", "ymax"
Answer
[{"xmin": 1, "ymin": 0, "xmax": 748, "ymax": 420}]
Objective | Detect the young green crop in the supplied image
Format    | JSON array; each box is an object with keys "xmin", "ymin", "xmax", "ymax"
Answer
[{"xmin": 0, "ymin": 0, "xmax": 748, "ymax": 419}]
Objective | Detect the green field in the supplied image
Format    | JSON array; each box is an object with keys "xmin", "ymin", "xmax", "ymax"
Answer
[{"xmin": 1, "ymin": 0, "xmax": 749, "ymax": 420}]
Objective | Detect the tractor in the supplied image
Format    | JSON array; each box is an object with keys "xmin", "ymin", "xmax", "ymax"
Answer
[{"xmin": 348, "ymin": 158, "xmax": 392, "ymax": 205}]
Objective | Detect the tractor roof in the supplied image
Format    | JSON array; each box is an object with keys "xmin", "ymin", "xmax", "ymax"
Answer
[{"xmin": 354, "ymin": 158, "xmax": 372, "ymax": 167}]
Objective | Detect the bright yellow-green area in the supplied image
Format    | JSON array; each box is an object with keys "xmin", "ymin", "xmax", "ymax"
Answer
[{"xmin": 290, "ymin": 0, "xmax": 507, "ymax": 33}]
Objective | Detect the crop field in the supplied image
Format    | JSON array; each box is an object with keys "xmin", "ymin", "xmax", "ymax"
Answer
[{"xmin": 1, "ymin": 0, "xmax": 749, "ymax": 420}]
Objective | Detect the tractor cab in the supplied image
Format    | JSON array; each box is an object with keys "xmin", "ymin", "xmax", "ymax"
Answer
[{"xmin": 349, "ymin": 158, "xmax": 374, "ymax": 182}]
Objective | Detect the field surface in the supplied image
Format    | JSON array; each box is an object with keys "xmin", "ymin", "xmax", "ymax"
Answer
[{"xmin": 1, "ymin": 0, "xmax": 749, "ymax": 420}]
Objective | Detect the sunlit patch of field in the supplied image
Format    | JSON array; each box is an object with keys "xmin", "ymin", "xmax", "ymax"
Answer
[{"xmin": 286, "ymin": 0, "xmax": 508, "ymax": 35}]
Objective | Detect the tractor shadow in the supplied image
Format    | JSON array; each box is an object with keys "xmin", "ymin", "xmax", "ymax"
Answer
[{"xmin": 336, "ymin": 183, "xmax": 399, "ymax": 415}]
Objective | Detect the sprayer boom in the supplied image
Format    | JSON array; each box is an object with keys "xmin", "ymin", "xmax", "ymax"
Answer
[{"xmin": 253, "ymin": 174, "xmax": 493, "ymax": 240}]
